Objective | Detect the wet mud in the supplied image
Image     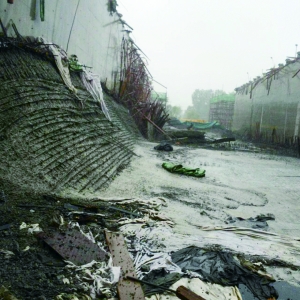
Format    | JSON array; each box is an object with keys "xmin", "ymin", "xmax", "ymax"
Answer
[{"xmin": 1, "ymin": 141, "xmax": 300, "ymax": 299}]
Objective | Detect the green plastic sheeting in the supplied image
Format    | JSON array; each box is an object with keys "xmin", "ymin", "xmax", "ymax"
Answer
[{"xmin": 162, "ymin": 162, "xmax": 205, "ymax": 178}]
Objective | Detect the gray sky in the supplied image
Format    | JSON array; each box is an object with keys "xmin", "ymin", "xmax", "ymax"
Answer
[{"xmin": 117, "ymin": 0, "xmax": 300, "ymax": 110}]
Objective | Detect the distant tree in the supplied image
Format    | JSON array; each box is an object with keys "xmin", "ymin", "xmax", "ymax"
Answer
[
  {"xmin": 190, "ymin": 89, "xmax": 225, "ymax": 121},
  {"xmin": 183, "ymin": 105, "xmax": 199, "ymax": 119},
  {"xmin": 167, "ymin": 105, "xmax": 183, "ymax": 119}
]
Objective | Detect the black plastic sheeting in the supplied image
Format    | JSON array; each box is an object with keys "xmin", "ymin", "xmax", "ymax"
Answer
[
  {"xmin": 154, "ymin": 142, "xmax": 173, "ymax": 151},
  {"xmin": 171, "ymin": 246, "xmax": 278, "ymax": 300},
  {"xmin": 225, "ymin": 213, "xmax": 275, "ymax": 230},
  {"xmin": 141, "ymin": 269, "xmax": 181, "ymax": 296}
]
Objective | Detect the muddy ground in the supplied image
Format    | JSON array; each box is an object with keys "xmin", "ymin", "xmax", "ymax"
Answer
[
  {"xmin": 100, "ymin": 140, "xmax": 300, "ymax": 298},
  {"xmin": 1, "ymin": 140, "xmax": 300, "ymax": 299}
]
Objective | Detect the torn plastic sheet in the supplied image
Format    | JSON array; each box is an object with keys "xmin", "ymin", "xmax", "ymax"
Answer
[
  {"xmin": 120, "ymin": 221, "xmax": 300, "ymax": 297},
  {"xmin": 80, "ymin": 70, "xmax": 111, "ymax": 121},
  {"xmin": 39, "ymin": 37, "xmax": 77, "ymax": 94},
  {"xmin": 122, "ymin": 222, "xmax": 300, "ymax": 268},
  {"xmin": 171, "ymin": 246, "xmax": 277, "ymax": 299},
  {"xmin": 141, "ymin": 269, "xmax": 182, "ymax": 296},
  {"xmin": 19, "ymin": 222, "xmax": 42, "ymax": 234},
  {"xmin": 146, "ymin": 278, "xmax": 242, "ymax": 300},
  {"xmin": 65, "ymin": 258, "xmax": 120, "ymax": 299}
]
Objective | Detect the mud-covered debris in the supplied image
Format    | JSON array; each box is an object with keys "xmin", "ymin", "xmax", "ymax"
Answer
[
  {"xmin": 171, "ymin": 246, "xmax": 278, "ymax": 300},
  {"xmin": 225, "ymin": 213, "xmax": 275, "ymax": 230},
  {"xmin": 154, "ymin": 142, "xmax": 173, "ymax": 151},
  {"xmin": 38, "ymin": 227, "xmax": 108, "ymax": 265},
  {"xmin": 67, "ymin": 211, "xmax": 106, "ymax": 225},
  {"xmin": 140, "ymin": 269, "xmax": 182, "ymax": 296},
  {"xmin": 55, "ymin": 292, "xmax": 92, "ymax": 300}
]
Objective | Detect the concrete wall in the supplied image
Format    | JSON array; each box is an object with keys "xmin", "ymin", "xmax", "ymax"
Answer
[
  {"xmin": 233, "ymin": 59, "xmax": 300, "ymax": 143},
  {"xmin": 0, "ymin": 0, "xmax": 126, "ymax": 89}
]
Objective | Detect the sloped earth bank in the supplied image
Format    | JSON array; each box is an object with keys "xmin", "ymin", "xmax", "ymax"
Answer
[
  {"xmin": 1, "ymin": 141, "xmax": 300, "ymax": 299},
  {"xmin": 100, "ymin": 141, "xmax": 300, "ymax": 299}
]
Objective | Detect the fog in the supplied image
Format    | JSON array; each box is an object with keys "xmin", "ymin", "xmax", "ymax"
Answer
[{"xmin": 118, "ymin": 0, "xmax": 300, "ymax": 110}]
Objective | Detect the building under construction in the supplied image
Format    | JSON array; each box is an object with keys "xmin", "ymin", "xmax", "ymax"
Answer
[{"xmin": 209, "ymin": 94, "xmax": 235, "ymax": 130}]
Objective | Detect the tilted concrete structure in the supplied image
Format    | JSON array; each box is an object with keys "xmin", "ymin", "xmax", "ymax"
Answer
[
  {"xmin": 0, "ymin": 1, "xmax": 144, "ymax": 196},
  {"xmin": 233, "ymin": 55, "xmax": 300, "ymax": 146}
]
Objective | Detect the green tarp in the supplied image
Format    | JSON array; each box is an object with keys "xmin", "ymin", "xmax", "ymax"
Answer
[
  {"xmin": 162, "ymin": 162, "xmax": 205, "ymax": 178},
  {"xmin": 182, "ymin": 121, "xmax": 220, "ymax": 130}
]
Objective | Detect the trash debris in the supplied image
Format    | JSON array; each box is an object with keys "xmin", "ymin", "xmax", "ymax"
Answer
[
  {"xmin": 39, "ymin": 37, "xmax": 78, "ymax": 94},
  {"xmin": 67, "ymin": 211, "xmax": 106, "ymax": 224},
  {"xmin": 55, "ymin": 293, "xmax": 92, "ymax": 300},
  {"xmin": 171, "ymin": 246, "xmax": 278, "ymax": 300},
  {"xmin": 154, "ymin": 142, "xmax": 173, "ymax": 151},
  {"xmin": 145, "ymin": 277, "xmax": 242, "ymax": 300},
  {"xmin": 226, "ymin": 213, "xmax": 275, "ymax": 230},
  {"xmin": 81, "ymin": 69, "xmax": 111, "ymax": 121},
  {"xmin": 105, "ymin": 230, "xmax": 145, "ymax": 299},
  {"xmin": 19, "ymin": 222, "xmax": 43, "ymax": 234},
  {"xmin": 38, "ymin": 226, "xmax": 107, "ymax": 265},
  {"xmin": 65, "ymin": 258, "xmax": 120, "ymax": 299},
  {"xmin": 139, "ymin": 270, "xmax": 182, "ymax": 296},
  {"xmin": 162, "ymin": 162, "xmax": 205, "ymax": 177},
  {"xmin": 127, "ymin": 276, "xmax": 208, "ymax": 300}
]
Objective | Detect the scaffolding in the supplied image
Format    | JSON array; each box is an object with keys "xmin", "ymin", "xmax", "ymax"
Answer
[{"xmin": 209, "ymin": 94, "xmax": 235, "ymax": 130}]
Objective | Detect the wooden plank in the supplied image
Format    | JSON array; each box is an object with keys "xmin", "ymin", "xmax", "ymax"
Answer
[{"xmin": 105, "ymin": 230, "xmax": 145, "ymax": 300}]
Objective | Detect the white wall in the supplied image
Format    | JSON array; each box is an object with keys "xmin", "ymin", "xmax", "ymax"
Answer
[
  {"xmin": 233, "ymin": 60, "xmax": 300, "ymax": 141},
  {"xmin": 0, "ymin": 0, "xmax": 127, "ymax": 88}
]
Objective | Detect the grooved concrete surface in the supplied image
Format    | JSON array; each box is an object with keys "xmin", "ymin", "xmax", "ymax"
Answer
[{"xmin": 0, "ymin": 46, "xmax": 139, "ymax": 195}]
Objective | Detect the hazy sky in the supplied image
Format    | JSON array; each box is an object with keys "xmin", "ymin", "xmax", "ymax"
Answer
[{"xmin": 117, "ymin": 0, "xmax": 300, "ymax": 110}]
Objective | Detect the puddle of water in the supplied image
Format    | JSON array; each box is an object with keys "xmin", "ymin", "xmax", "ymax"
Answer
[
  {"xmin": 238, "ymin": 281, "xmax": 300, "ymax": 300},
  {"xmin": 271, "ymin": 281, "xmax": 300, "ymax": 300}
]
